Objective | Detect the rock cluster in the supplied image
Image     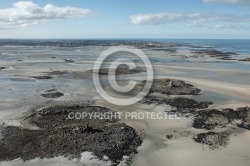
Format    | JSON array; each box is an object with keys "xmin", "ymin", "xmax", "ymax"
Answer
[{"xmin": 0, "ymin": 105, "xmax": 142, "ymax": 165}]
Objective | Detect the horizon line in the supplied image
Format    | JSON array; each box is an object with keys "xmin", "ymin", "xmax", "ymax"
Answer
[{"xmin": 0, "ymin": 38, "xmax": 250, "ymax": 40}]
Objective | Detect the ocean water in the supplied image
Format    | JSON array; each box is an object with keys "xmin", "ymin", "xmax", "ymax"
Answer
[
  {"xmin": 96, "ymin": 38, "xmax": 250, "ymax": 57},
  {"xmin": 1, "ymin": 39, "xmax": 249, "ymax": 55},
  {"xmin": 158, "ymin": 39, "xmax": 250, "ymax": 55}
]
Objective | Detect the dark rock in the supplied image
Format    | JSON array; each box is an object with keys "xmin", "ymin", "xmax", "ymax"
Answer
[
  {"xmin": 194, "ymin": 132, "xmax": 231, "ymax": 150},
  {"xmin": 193, "ymin": 109, "xmax": 230, "ymax": 130},
  {"xmin": 234, "ymin": 107, "xmax": 250, "ymax": 130},
  {"xmin": 41, "ymin": 92, "xmax": 64, "ymax": 98},
  {"xmin": 163, "ymin": 98, "xmax": 212, "ymax": 110},
  {"xmin": 152, "ymin": 48, "xmax": 177, "ymax": 53},
  {"xmin": 91, "ymin": 65, "xmax": 146, "ymax": 75},
  {"xmin": 166, "ymin": 135, "xmax": 173, "ymax": 140},
  {"xmin": 32, "ymin": 76, "xmax": 53, "ymax": 80},
  {"xmin": 141, "ymin": 96, "xmax": 212, "ymax": 114},
  {"xmin": 0, "ymin": 105, "xmax": 142, "ymax": 165},
  {"xmin": 140, "ymin": 79, "xmax": 201, "ymax": 95},
  {"xmin": 46, "ymin": 89, "xmax": 57, "ymax": 93},
  {"xmin": 193, "ymin": 107, "xmax": 250, "ymax": 130},
  {"xmin": 191, "ymin": 49, "xmax": 236, "ymax": 60},
  {"xmin": 45, "ymin": 70, "xmax": 69, "ymax": 76},
  {"xmin": 64, "ymin": 59, "xmax": 75, "ymax": 63}
]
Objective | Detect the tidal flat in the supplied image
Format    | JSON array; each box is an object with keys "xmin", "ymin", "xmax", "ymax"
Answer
[{"xmin": 0, "ymin": 40, "xmax": 250, "ymax": 166}]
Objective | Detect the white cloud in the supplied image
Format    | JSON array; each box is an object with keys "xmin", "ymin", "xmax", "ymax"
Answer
[
  {"xmin": 130, "ymin": 13, "xmax": 221, "ymax": 25},
  {"xmin": 0, "ymin": 1, "xmax": 94, "ymax": 29},
  {"xmin": 203, "ymin": 0, "xmax": 250, "ymax": 5},
  {"xmin": 130, "ymin": 12, "xmax": 250, "ymax": 29},
  {"xmin": 211, "ymin": 24, "xmax": 250, "ymax": 30}
]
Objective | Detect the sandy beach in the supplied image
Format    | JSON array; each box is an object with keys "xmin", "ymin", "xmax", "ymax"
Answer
[{"xmin": 0, "ymin": 40, "xmax": 250, "ymax": 166}]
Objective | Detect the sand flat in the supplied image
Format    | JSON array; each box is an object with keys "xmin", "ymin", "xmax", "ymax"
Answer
[{"xmin": 0, "ymin": 44, "xmax": 250, "ymax": 166}]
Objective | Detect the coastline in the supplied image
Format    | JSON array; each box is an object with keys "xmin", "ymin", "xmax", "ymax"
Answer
[{"xmin": 0, "ymin": 40, "xmax": 250, "ymax": 166}]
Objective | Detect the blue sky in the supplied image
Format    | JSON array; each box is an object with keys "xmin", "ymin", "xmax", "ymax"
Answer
[{"xmin": 0, "ymin": 0, "xmax": 250, "ymax": 39}]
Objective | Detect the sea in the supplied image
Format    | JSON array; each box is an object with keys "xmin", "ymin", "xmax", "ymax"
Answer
[{"xmin": 153, "ymin": 39, "xmax": 250, "ymax": 55}]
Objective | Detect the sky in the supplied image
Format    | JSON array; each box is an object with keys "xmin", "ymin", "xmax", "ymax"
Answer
[{"xmin": 0, "ymin": 0, "xmax": 250, "ymax": 39}]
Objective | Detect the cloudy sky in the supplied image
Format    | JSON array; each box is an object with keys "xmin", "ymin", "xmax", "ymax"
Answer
[{"xmin": 0, "ymin": 0, "xmax": 250, "ymax": 39}]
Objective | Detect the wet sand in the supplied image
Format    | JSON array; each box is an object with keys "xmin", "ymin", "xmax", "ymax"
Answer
[{"xmin": 0, "ymin": 42, "xmax": 250, "ymax": 165}]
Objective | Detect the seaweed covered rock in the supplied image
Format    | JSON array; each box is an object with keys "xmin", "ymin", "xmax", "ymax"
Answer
[
  {"xmin": 91, "ymin": 65, "xmax": 146, "ymax": 75},
  {"xmin": 141, "ymin": 96, "xmax": 212, "ymax": 114},
  {"xmin": 194, "ymin": 132, "xmax": 231, "ymax": 150},
  {"xmin": 193, "ymin": 109, "xmax": 230, "ymax": 130},
  {"xmin": 41, "ymin": 92, "xmax": 64, "ymax": 98},
  {"xmin": 193, "ymin": 107, "xmax": 250, "ymax": 130},
  {"xmin": 0, "ymin": 105, "xmax": 142, "ymax": 165},
  {"xmin": 141, "ymin": 79, "xmax": 201, "ymax": 95}
]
